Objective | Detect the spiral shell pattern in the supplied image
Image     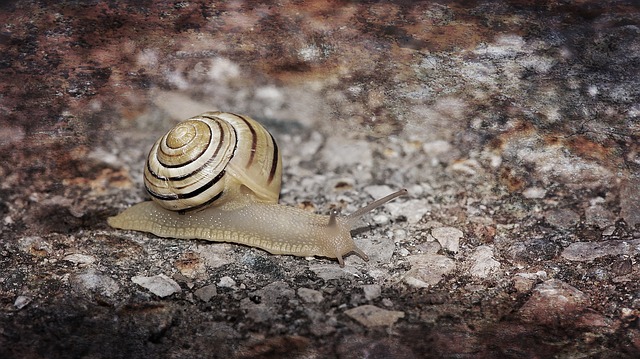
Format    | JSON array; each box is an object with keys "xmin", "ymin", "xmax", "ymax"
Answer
[{"xmin": 144, "ymin": 112, "xmax": 282, "ymax": 212}]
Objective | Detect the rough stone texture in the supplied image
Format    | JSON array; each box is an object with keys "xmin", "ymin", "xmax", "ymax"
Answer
[
  {"xmin": 344, "ymin": 305, "xmax": 405, "ymax": 328},
  {"xmin": 1, "ymin": 1, "xmax": 640, "ymax": 358},
  {"xmin": 519, "ymin": 279, "xmax": 591, "ymax": 326}
]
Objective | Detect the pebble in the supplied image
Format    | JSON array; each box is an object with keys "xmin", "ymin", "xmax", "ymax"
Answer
[
  {"xmin": 297, "ymin": 288, "xmax": 324, "ymax": 304},
  {"xmin": 254, "ymin": 281, "xmax": 295, "ymax": 305},
  {"xmin": 194, "ymin": 284, "xmax": 217, "ymax": 302},
  {"xmin": 584, "ymin": 205, "xmax": 616, "ymax": 228},
  {"xmin": 14, "ymin": 295, "xmax": 32, "ymax": 310},
  {"xmin": 386, "ymin": 199, "xmax": 430, "ymax": 224},
  {"xmin": 72, "ymin": 269, "xmax": 120, "ymax": 297},
  {"xmin": 344, "ymin": 305, "xmax": 404, "ymax": 327},
  {"xmin": 131, "ymin": 274, "xmax": 181, "ymax": 297},
  {"xmin": 513, "ymin": 271, "xmax": 548, "ymax": 292},
  {"xmin": 63, "ymin": 253, "xmax": 96, "ymax": 265},
  {"xmin": 217, "ymin": 276, "xmax": 237, "ymax": 288},
  {"xmin": 193, "ymin": 244, "xmax": 234, "ymax": 268},
  {"xmin": 545, "ymin": 208, "xmax": 580, "ymax": 228},
  {"xmin": 561, "ymin": 239, "xmax": 640, "ymax": 262},
  {"xmin": 431, "ymin": 227, "xmax": 463, "ymax": 253},
  {"xmin": 350, "ymin": 235, "xmax": 395, "ymax": 265},
  {"xmin": 519, "ymin": 279, "xmax": 590, "ymax": 325},
  {"xmin": 372, "ymin": 214, "xmax": 389, "ymax": 225},
  {"xmin": 404, "ymin": 254, "xmax": 456, "ymax": 288},
  {"xmin": 362, "ymin": 284, "xmax": 382, "ymax": 301},
  {"xmin": 309, "ymin": 264, "xmax": 361, "ymax": 280},
  {"xmin": 393, "ymin": 229, "xmax": 408, "ymax": 241},
  {"xmin": 522, "ymin": 186, "xmax": 546, "ymax": 199},
  {"xmin": 468, "ymin": 245, "xmax": 500, "ymax": 278}
]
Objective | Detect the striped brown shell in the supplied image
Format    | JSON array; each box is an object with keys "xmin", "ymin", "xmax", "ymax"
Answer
[{"xmin": 143, "ymin": 112, "xmax": 283, "ymax": 212}]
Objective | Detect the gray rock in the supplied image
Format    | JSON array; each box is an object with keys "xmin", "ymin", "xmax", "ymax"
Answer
[
  {"xmin": 468, "ymin": 245, "xmax": 500, "ymax": 278},
  {"xmin": 63, "ymin": 253, "xmax": 96, "ymax": 265},
  {"xmin": 386, "ymin": 199, "xmax": 430, "ymax": 224},
  {"xmin": 404, "ymin": 254, "xmax": 456, "ymax": 288},
  {"xmin": 297, "ymin": 287, "xmax": 323, "ymax": 304},
  {"xmin": 584, "ymin": 205, "xmax": 616, "ymax": 228},
  {"xmin": 309, "ymin": 264, "xmax": 362, "ymax": 280},
  {"xmin": 561, "ymin": 239, "xmax": 640, "ymax": 262},
  {"xmin": 194, "ymin": 284, "xmax": 217, "ymax": 302},
  {"xmin": 14, "ymin": 296, "xmax": 32, "ymax": 310},
  {"xmin": 131, "ymin": 274, "xmax": 180, "ymax": 297},
  {"xmin": 71, "ymin": 269, "xmax": 120, "ymax": 297},
  {"xmin": 362, "ymin": 284, "xmax": 382, "ymax": 301},
  {"xmin": 545, "ymin": 208, "xmax": 580, "ymax": 229},
  {"xmin": 193, "ymin": 244, "xmax": 234, "ymax": 269},
  {"xmin": 217, "ymin": 276, "xmax": 236, "ymax": 288},
  {"xmin": 431, "ymin": 227, "xmax": 463, "ymax": 253}
]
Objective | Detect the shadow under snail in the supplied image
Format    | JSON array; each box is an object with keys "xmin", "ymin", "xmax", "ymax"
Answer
[{"xmin": 108, "ymin": 111, "xmax": 407, "ymax": 266}]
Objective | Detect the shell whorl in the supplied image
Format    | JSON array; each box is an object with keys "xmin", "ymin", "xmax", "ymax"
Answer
[{"xmin": 143, "ymin": 112, "xmax": 283, "ymax": 212}]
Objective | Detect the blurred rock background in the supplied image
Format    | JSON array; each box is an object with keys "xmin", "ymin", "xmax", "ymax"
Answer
[{"xmin": 1, "ymin": 1, "xmax": 639, "ymax": 358}]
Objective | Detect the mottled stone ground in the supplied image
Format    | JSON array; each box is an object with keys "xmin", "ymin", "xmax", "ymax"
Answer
[{"xmin": 1, "ymin": 1, "xmax": 639, "ymax": 358}]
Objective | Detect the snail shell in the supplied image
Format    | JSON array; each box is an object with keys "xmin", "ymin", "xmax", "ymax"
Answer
[
  {"xmin": 144, "ymin": 112, "xmax": 282, "ymax": 212},
  {"xmin": 108, "ymin": 111, "xmax": 406, "ymax": 266}
]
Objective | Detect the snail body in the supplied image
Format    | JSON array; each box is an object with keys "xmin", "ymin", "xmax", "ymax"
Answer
[{"xmin": 108, "ymin": 111, "xmax": 406, "ymax": 266}]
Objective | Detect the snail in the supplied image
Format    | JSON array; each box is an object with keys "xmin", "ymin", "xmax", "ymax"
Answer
[{"xmin": 108, "ymin": 111, "xmax": 407, "ymax": 267}]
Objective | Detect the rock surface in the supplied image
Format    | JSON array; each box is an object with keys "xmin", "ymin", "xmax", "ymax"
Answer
[{"xmin": 1, "ymin": 1, "xmax": 639, "ymax": 358}]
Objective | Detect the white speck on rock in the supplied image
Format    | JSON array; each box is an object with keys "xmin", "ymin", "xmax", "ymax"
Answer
[
  {"xmin": 344, "ymin": 305, "xmax": 404, "ymax": 328},
  {"xmin": 297, "ymin": 288, "xmax": 324, "ymax": 304},
  {"xmin": 468, "ymin": 245, "xmax": 500, "ymax": 278},
  {"xmin": 431, "ymin": 227, "xmax": 463, "ymax": 253},
  {"xmin": 131, "ymin": 274, "xmax": 181, "ymax": 297}
]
